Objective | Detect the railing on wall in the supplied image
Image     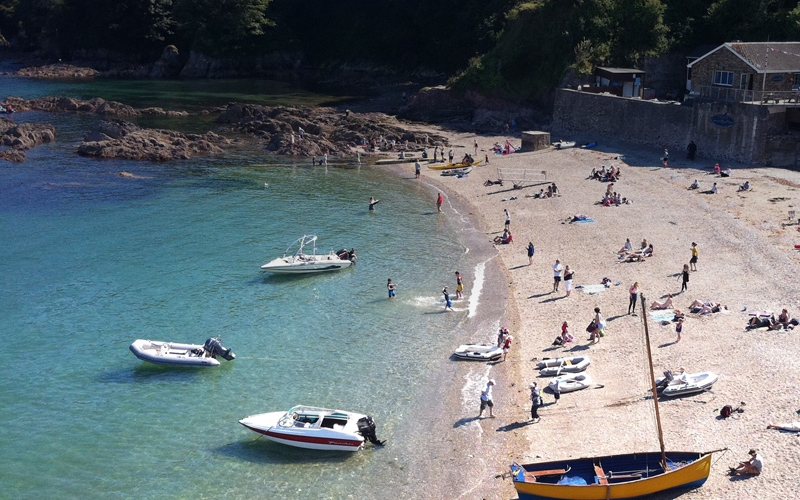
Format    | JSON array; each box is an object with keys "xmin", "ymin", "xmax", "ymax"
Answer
[{"xmin": 692, "ymin": 85, "xmax": 800, "ymax": 104}]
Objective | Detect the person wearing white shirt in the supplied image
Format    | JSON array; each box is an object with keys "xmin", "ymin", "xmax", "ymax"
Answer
[
  {"xmin": 479, "ymin": 379, "xmax": 495, "ymax": 418},
  {"xmin": 552, "ymin": 259, "xmax": 563, "ymax": 292}
]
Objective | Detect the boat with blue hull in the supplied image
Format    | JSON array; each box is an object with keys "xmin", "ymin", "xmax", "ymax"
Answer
[{"xmin": 510, "ymin": 295, "xmax": 723, "ymax": 499}]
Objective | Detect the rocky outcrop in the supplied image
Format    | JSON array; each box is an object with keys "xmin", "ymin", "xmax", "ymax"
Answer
[
  {"xmin": 149, "ymin": 45, "xmax": 183, "ymax": 79},
  {"xmin": 2, "ymin": 96, "xmax": 141, "ymax": 117},
  {"xmin": 77, "ymin": 119, "xmax": 228, "ymax": 161},
  {"xmin": 219, "ymin": 103, "xmax": 447, "ymax": 155},
  {"xmin": 16, "ymin": 64, "xmax": 99, "ymax": 78},
  {"xmin": 0, "ymin": 117, "xmax": 56, "ymax": 162}
]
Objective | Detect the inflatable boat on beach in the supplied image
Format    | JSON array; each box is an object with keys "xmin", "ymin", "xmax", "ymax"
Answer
[
  {"xmin": 655, "ymin": 371, "xmax": 718, "ymax": 397},
  {"xmin": 239, "ymin": 405, "xmax": 384, "ymax": 451},
  {"xmin": 537, "ymin": 356, "xmax": 591, "ymax": 376},
  {"xmin": 548, "ymin": 373, "xmax": 594, "ymax": 393},
  {"xmin": 453, "ymin": 343, "xmax": 502, "ymax": 361},
  {"xmin": 129, "ymin": 337, "xmax": 235, "ymax": 367}
]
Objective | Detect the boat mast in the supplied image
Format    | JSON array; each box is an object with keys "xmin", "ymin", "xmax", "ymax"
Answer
[{"xmin": 641, "ymin": 294, "xmax": 667, "ymax": 469}]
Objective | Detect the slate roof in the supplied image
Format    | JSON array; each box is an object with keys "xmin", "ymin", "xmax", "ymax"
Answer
[{"xmin": 689, "ymin": 42, "xmax": 800, "ymax": 73}]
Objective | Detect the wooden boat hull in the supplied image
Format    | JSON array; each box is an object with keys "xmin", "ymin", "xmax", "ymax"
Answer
[
  {"xmin": 428, "ymin": 160, "xmax": 482, "ymax": 170},
  {"xmin": 512, "ymin": 452, "xmax": 711, "ymax": 500}
]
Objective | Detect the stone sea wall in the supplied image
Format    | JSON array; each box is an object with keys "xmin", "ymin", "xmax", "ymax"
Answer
[{"xmin": 552, "ymin": 89, "xmax": 783, "ymax": 165}]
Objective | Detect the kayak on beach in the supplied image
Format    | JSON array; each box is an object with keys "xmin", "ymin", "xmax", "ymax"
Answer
[{"xmin": 428, "ymin": 159, "xmax": 482, "ymax": 170}]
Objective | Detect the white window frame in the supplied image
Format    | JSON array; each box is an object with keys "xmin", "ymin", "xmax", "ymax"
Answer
[{"xmin": 713, "ymin": 71, "xmax": 734, "ymax": 87}]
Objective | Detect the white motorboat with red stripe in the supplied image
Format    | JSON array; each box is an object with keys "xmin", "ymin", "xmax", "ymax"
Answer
[{"xmin": 239, "ymin": 405, "xmax": 384, "ymax": 451}]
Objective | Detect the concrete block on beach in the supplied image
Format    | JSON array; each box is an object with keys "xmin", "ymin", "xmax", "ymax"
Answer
[{"xmin": 521, "ymin": 131, "xmax": 550, "ymax": 152}]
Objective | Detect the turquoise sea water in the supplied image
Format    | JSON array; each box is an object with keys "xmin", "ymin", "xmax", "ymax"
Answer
[{"xmin": 0, "ymin": 78, "xmax": 468, "ymax": 499}]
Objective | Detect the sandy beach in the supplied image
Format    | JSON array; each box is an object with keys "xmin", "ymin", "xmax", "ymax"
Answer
[{"xmin": 389, "ymin": 129, "xmax": 800, "ymax": 499}]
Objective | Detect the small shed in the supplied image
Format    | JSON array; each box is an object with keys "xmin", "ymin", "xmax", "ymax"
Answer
[
  {"xmin": 521, "ymin": 131, "xmax": 550, "ymax": 152},
  {"xmin": 594, "ymin": 67, "xmax": 645, "ymax": 97}
]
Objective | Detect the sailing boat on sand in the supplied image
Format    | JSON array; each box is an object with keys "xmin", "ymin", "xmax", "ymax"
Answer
[{"xmin": 510, "ymin": 295, "xmax": 725, "ymax": 500}]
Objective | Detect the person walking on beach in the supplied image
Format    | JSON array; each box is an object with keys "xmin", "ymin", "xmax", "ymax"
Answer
[
  {"xmin": 414, "ymin": 159, "xmax": 421, "ymax": 179},
  {"xmin": 455, "ymin": 271, "xmax": 464, "ymax": 299},
  {"xmin": 679, "ymin": 264, "xmax": 689, "ymax": 292},
  {"xmin": 436, "ymin": 192, "xmax": 443, "ymax": 213},
  {"xmin": 675, "ymin": 318, "xmax": 683, "ymax": 343},
  {"xmin": 526, "ymin": 241, "xmax": 535, "ymax": 265},
  {"xmin": 529, "ymin": 382, "xmax": 542, "ymax": 422},
  {"xmin": 552, "ymin": 259, "xmax": 563, "ymax": 292},
  {"xmin": 590, "ymin": 307, "xmax": 605, "ymax": 344},
  {"xmin": 473, "ymin": 139, "xmax": 478, "ymax": 156},
  {"xmin": 442, "ymin": 286, "xmax": 453, "ymax": 311},
  {"xmin": 690, "ymin": 242, "xmax": 698, "ymax": 271},
  {"xmin": 687, "ymin": 141, "xmax": 697, "ymax": 161},
  {"xmin": 501, "ymin": 333, "xmax": 512, "ymax": 361},
  {"xmin": 387, "ymin": 279, "xmax": 397, "ymax": 298},
  {"xmin": 448, "ymin": 149, "xmax": 454, "ymax": 163},
  {"xmin": 479, "ymin": 379, "xmax": 495, "ymax": 418},
  {"xmin": 628, "ymin": 281, "xmax": 640, "ymax": 315},
  {"xmin": 563, "ymin": 265, "xmax": 574, "ymax": 297},
  {"xmin": 504, "ymin": 209, "xmax": 511, "ymax": 230}
]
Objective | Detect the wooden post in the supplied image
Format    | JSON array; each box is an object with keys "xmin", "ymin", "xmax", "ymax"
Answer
[{"xmin": 641, "ymin": 294, "xmax": 667, "ymax": 470}]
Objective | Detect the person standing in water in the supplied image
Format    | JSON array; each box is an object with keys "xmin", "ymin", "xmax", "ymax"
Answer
[
  {"xmin": 414, "ymin": 160, "xmax": 421, "ymax": 179},
  {"xmin": 368, "ymin": 197, "xmax": 379, "ymax": 211},
  {"xmin": 387, "ymin": 279, "xmax": 397, "ymax": 298},
  {"xmin": 455, "ymin": 271, "xmax": 464, "ymax": 299},
  {"xmin": 436, "ymin": 192, "xmax": 443, "ymax": 213},
  {"xmin": 442, "ymin": 286, "xmax": 453, "ymax": 311}
]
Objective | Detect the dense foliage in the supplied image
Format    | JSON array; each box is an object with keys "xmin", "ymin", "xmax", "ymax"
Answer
[{"xmin": 2, "ymin": 0, "xmax": 800, "ymax": 99}]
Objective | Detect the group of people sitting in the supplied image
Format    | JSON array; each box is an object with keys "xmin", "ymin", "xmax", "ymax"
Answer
[
  {"xmin": 713, "ymin": 163, "xmax": 733, "ymax": 177},
  {"xmin": 747, "ymin": 309, "xmax": 797, "ymax": 330},
  {"xmin": 460, "ymin": 153, "xmax": 475, "ymax": 164},
  {"xmin": 532, "ymin": 183, "xmax": 559, "ymax": 199},
  {"xmin": 688, "ymin": 179, "xmax": 719, "ymax": 194},
  {"xmin": 601, "ymin": 183, "xmax": 630, "ymax": 206},
  {"xmin": 493, "ymin": 229, "xmax": 513, "ymax": 245},
  {"xmin": 0, "ymin": 104, "xmax": 15, "ymax": 114},
  {"xmin": 618, "ymin": 238, "xmax": 654, "ymax": 262},
  {"xmin": 589, "ymin": 165, "xmax": 621, "ymax": 182}
]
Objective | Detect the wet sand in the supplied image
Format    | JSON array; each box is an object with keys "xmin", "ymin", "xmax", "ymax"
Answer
[{"xmin": 379, "ymin": 130, "xmax": 800, "ymax": 499}]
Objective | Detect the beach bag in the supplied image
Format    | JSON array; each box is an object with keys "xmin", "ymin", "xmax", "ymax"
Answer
[
  {"xmin": 552, "ymin": 336, "xmax": 564, "ymax": 346},
  {"xmin": 720, "ymin": 405, "xmax": 733, "ymax": 418},
  {"xmin": 586, "ymin": 321, "xmax": 596, "ymax": 333}
]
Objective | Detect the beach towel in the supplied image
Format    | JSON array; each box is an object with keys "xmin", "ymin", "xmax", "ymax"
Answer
[
  {"xmin": 574, "ymin": 218, "xmax": 595, "ymax": 223},
  {"xmin": 649, "ymin": 310, "xmax": 675, "ymax": 323},
  {"xmin": 581, "ymin": 284, "xmax": 607, "ymax": 295}
]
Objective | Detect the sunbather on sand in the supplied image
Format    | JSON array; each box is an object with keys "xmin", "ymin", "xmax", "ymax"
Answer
[
  {"xmin": 618, "ymin": 238, "xmax": 633, "ymax": 254},
  {"xmin": 690, "ymin": 300, "xmax": 727, "ymax": 314},
  {"xmin": 650, "ymin": 294, "xmax": 674, "ymax": 309},
  {"xmin": 688, "ymin": 179, "xmax": 699, "ymax": 190}
]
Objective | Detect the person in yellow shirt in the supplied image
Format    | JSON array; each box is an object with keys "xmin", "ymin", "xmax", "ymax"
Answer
[{"xmin": 690, "ymin": 242, "xmax": 698, "ymax": 271}]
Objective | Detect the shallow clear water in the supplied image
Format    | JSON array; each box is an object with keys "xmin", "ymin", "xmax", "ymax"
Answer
[{"xmin": 0, "ymin": 77, "xmax": 467, "ymax": 499}]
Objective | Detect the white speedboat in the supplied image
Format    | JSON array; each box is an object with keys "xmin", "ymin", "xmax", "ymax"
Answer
[
  {"xmin": 239, "ymin": 405, "xmax": 384, "ymax": 451},
  {"xmin": 655, "ymin": 371, "xmax": 718, "ymax": 397},
  {"xmin": 454, "ymin": 343, "xmax": 502, "ymax": 361},
  {"xmin": 537, "ymin": 356, "xmax": 591, "ymax": 376},
  {"xmin": 129, "ymin": 337, "xmax": 235, "ymax": 367},
  {"xmin": 554, "ymin": 140, "xmax": 576, "ymax": 150},
  {"xmin": 548, "ymin": 373, "xmax": 594, "ymax": 393},
  {"xmin": 261, "ymin": 235, "xmax": 353, "ymax": 274}
]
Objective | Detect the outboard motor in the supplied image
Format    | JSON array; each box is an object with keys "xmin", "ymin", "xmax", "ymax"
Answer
[
  {"xmin": 656, "ymin": 370, "xmax": 673, "ymax": 391},
  {"xmin": 335, "ymin": 248, "xmax": 349, "ymax": 260},
  {"xmin": 356, "ymin": 416, "xmax": 385, "ymax": 446},
  {"xmin": 203, "ymin": 337, "xmax": 236, "ymax": 361}
]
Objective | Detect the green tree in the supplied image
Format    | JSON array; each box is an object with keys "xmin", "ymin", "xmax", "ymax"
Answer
[{"xmin": 173, "ymin": 0, "xmax": 273, "ymax": 54}]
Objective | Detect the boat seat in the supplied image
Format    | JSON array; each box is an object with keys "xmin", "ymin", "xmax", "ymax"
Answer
[
  {"xmin": 594, "ymin": 465, "xmax": 608, "ymax": 485},
  {"xmin": 608, "ymin": 473, "xmax": 641, "ymax": 479}
]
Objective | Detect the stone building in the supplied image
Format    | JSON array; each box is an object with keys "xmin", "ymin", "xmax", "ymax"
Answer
[{"xmin": 688, "ymin": 42, "xmax": 800, "ymax": 100}]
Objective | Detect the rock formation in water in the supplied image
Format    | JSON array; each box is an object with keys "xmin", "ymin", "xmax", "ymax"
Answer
[
  {"xmin": 0, "ymin": 117, "xmax": 57, "ymax": 162},
  {"xmin": 77, "ymin": 119, "xmax": 228, "ymax": 161},
  {"xmin": 1, "ymin": 96, "xmax": 191, "ymax": 117},
  {"xmin": 15, "ymin": 64, "xmax": 100, "ymax": 78},
  {"xmin": 218, "ymin": 103, "xmax": 448, "ymax": 156}
]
